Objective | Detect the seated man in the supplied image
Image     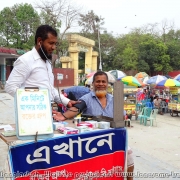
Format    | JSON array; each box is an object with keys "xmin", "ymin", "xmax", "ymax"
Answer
[
  {"xmin": 153, "ymin": 96, "xmax": 163, "ymax": 115},
  {"xmin": 53, "ymin": 71, "xmax": 134, "ymax": 180}
]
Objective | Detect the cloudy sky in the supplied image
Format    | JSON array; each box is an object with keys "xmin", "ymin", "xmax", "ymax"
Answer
[{"xmin": 1, "ymin": 0, "xmax": 180, "ymax": 35}]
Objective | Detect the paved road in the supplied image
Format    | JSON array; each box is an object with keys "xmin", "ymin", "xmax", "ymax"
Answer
[
  {"xmin": 0, "ymin": 92, "xmax": 180, "ymax": 179},
  {"xmin": 129, "ymin": 112, "xmax": 180, "ymax": 179}
]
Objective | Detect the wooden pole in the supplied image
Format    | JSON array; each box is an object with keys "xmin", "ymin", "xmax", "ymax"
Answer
[{"xmin": 112, "ymin": 81, "xmax": 125, "ymax": 128}]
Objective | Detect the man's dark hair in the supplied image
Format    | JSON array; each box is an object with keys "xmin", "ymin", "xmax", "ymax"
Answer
[
  {"xmin": 35, "ymin": 25, "xmax": 57, "ymax": 44},
  {"xmin": 93, "ymin": 71, "xmax": 108, "ymax": 82}
]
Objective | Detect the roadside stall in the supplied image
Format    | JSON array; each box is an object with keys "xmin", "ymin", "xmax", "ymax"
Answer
[
  {"xmin": 0, "ymin": 82, "xmax": 128, "ymax": 180},
  {"xmin": 168, "ymin": 87, "xmax": 180, "ymax": 116},
  {"xmin": 124, "ymin": 86, "xmax": 141, "ymax": 119}
]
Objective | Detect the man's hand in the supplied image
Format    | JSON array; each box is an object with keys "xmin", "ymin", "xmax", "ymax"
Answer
[
  {"xmin": 52, "ymin": 110, "xmax": 66, "ymax": 121},
  {"xmin": 67, "ymin": 100, "xmax": 81, "ymax": 108}
]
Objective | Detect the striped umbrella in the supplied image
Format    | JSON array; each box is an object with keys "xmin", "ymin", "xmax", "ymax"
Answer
[
  {"xmin": 119, "ymin": 76, "xmax": 141, "ymax": 87},
  {"xmin": 137, "ymin": 78, "xmax": 146, "ymax": 87},
  {"xmin": 156, "ymin": 79, "xmax": 180, "ymax": 87},
  {"xmin": 147, "ymin": 75, "xmax": 167, "ymax": 85},
  {"xmin": 109, "ymin": 70, "xmax": 126, "ymax": 79},
  {"xmin": 174, "ymin": 74, "xmax": 180, "ymax": 81}
]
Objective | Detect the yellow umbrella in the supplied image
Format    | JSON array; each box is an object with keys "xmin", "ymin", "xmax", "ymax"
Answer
[{"xmin": 120, "ymin": 76, "xmax": 141, "ymax": 87}]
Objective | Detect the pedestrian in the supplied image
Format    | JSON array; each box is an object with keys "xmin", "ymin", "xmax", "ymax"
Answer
[{"xmin": 5, "ymin": 25, "xmax": 79, "ymax": 108}]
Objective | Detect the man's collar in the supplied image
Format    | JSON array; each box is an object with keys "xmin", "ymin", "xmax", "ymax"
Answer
[
  {"xmin": 91, "ymin": 91, "xmax": 96, "ymax": 97},
  {"xmin": 32, "ymin": 47, "xmax": 41, "ymax": 61}
]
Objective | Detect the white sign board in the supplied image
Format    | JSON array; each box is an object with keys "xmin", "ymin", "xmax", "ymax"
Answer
[
  {"xmin": 15, "ymin": 88, "xmax": 53, "ymax": 140},
  {"xmin": 57, "ymin": 73, "xmax": 63, "ymax": 80}
]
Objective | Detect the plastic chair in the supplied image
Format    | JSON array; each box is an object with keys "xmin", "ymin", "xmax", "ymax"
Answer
[
  {"xmin": 136, "ymin": 103, "xmax": 142, "ymax": 111},
  {"xmin": 151, "ymin": 102, "xmax": 155, "ymax": 109},
  {"xmin": 145, "ymin": 109, "xmax": 158, "ymax": 126},
  {"xmin": 141, "ymin": 107, "xmax": 152, "ymax": 125},
  {"xmin": 145, "ymin": 102, "xmax": 152, "ymax": 109},
  {"xmin": 137, "ymin": 107, "xmax": 147, "ymax": 123}
]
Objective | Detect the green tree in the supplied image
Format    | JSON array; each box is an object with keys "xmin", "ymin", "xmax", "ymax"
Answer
[
  {"xmin": 139, "ymin": 39, "xmax": 172, "ymax": 74},
  {"xmin": 14, "ymin": 3, "xmax": 40, "ymax": 49},
  {"xmin": 0, "ymin": 7, "xmax": 16, "ymax": 46},
  {"xmin": 0, "ymin": 3, "xmax": 40, "ymax": 49},
  {"xmin": 121, "ymin": 47, "xmax": 138, "ymax": 70}
]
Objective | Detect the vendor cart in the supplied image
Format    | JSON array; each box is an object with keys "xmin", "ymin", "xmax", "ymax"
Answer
[
  {"xmin": 124, "ymin": 86, "xmax": 140, "ymax": 119},
  {"xmin": 168, "ymin": 87, "xmax": 180, "ymax": 116},
  {"xmin": 168, "ymin": 102, "xmax": 180, "ymax": 116}
]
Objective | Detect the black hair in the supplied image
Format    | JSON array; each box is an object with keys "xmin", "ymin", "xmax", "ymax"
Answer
[
  {"xmin": 93, "ymin": 71, "xmax": 108, "ymax": 82},
  {"xmin": 35, "ymin": 25, "xmax": 57, "ymax": 44}
]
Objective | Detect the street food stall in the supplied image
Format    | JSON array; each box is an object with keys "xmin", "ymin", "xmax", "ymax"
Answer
[
  {"xmin": 168, "ymin": 87, "xmax": 180, "ymax": 116},
  {"xmin": 124, "ymin": 86, "xmax": 141, "ymax": 119}
]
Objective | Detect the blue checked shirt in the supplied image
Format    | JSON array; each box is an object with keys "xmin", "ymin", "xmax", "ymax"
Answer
[{"xmin": 79, "ymin": 91, "xmax": 113, "ymax": 118}]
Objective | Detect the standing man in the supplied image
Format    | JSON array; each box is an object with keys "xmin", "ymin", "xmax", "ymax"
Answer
[
  {"xmin": 53, "ymin": 71, "xmax": 134, "ymax": 180},
  {"xmin": 5, "ymin": 25, "xmax": 77, "ymax": 107}
]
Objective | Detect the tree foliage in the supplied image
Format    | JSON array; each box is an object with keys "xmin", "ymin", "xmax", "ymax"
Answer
[
  {"xmin": 0, "ymin": 1, "xmax": 180, "ymax": 75},
  {"xmin": 0, "ymin": 3, "xmax": 40, "ymax": 49}
]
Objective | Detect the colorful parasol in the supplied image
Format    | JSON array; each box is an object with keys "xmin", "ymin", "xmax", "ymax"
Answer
[
  {"xmin": 135, "ymin": 72, "xmax": 149, "ymax": 79},
  {"xmin": 142, "ymin": 76, "xmax": 150, "ymax": 84},
  {"xmin": 136, "ymin": 78, "xmax": 146, "ymax": 87},
  {"xmin": 86, "ymin": 72, "xmax": 96, "ymax": 78},
  {"xmin": 156, "ymin": 79, "xmax": 180, "ymax": 87},
  {"xmin": 147, "ymin": 75, "xmax": 167, "ymax": 85},
  {"xmin": 119, "ymin": 76, "xmax": 141, "ymax": 87},
  {"xmin": 109, "ymin": 70, "xmax": 126, "ymax": 79},
  {"xmin": 174, "ymin": 74, "xmax": 180, "ymax": 81}
]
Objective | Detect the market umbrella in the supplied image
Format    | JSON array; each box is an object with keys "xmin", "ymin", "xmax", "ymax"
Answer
[
  {"xmin": 137, "ymin": 78, "xmax": 146, "ymax": 87},
  {"xmin": 164, "ymin": 75, "xmax": 172, "ymax": 79},
  {"xmin": 85, "ymin": 71, "xmax": 116, "ymax": 85},
  {"xmin": 86, "ymin": 72, "xmax": 96, "ymax": 78},
  {"xmin": 135, "ymin": 72, "xmax": 149, "ymax": 79},
  {"xmin": 142, "ymin": 76, "xmax": 150, "ymax": 84},
  {"xmin": 174, "ymin": 74, "xmax": 180, "ymax": 81},
  {"xmin": 119, "ymin": 76, "xmax": 141, "ymax": 87},
  {"xmin": 109, "ymin": 70, "xmax": 126, "ymax": 79},
  {"xmin": 156, "ymin": 79, "xmax": 180, "ymax": 87},
  {"xmin": 147, "ymin": 75, "xmax": 167, "ymax": 85}
]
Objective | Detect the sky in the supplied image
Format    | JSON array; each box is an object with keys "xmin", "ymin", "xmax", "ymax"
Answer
[{"xmin": 1, "ymin": 0, "xmax": 180, "ymax": 35}]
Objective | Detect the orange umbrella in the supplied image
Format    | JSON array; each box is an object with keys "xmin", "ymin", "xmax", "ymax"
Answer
[
  {"xmin": 137, "ymin": 78, "xmax": 146, "ymax": 87},
  {"xmin": 135, "ymin": 72, "xmax": 149, "ymax": 79}
]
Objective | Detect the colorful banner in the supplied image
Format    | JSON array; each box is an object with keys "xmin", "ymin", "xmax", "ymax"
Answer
[{"xmin": 9, "ymin": 128, "xmax": 127, "ymax": 180}]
